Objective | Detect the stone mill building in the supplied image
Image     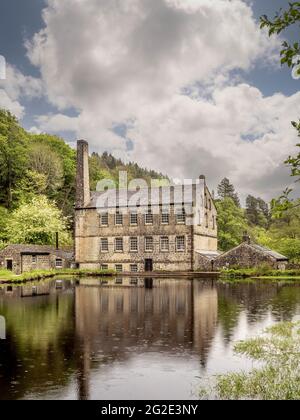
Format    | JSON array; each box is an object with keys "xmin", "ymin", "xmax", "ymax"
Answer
[{"xmin": 75, "ymin": 140, "xmax": 218, "ymax": 273}]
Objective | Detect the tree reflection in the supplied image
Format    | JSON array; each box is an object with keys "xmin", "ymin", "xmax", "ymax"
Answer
[{"xmin": 0, "ymin": 278, "xmax": 300, "ymax": 399}]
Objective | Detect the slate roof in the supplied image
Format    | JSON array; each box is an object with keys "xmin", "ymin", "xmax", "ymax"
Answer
[
  {"xmin": 196, "ymin": 250, "xmax": 222, "ymax": 260},
  {"xmin": 87, "ymin": 184, "xmax": 205, "ymax": 209},
  {"xmin": 217, "ymin": 242, "xmax": 288, "ymax": 262},
  {"xmin": 0, "ymin": 245, "xmax": 73, "ymax": 260},
  {"xmin": 249, "ymin": 244, "xmax": 288, "ymax": 261}
]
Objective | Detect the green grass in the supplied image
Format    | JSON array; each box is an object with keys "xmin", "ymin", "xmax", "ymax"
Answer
[
  {"xmin": 202, "ymin": 322, "xmax": 300, "ymax": 400},
  {"xmin": 220, "ymin": 267, "xmax": 300, "ymax": 279},
  {"xmin": 0, "ymin": 268, "xmax": 116, "ymax": 284},
  {"xmin": 0, "ymin": 269, "xmax": 16, "ymax": 280}
]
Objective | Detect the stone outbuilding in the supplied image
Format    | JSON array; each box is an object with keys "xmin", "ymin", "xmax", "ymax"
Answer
[
  {"xmin": 0, "ymin": 245, "xmax": 74, "ymax": 275},
  {"xmin": 194, "ymin": 250, "xmax": 222, "ymax": 271},
  {"xmin": 213, "ymin": 241, "xmax": 289, "ymax": 271}
]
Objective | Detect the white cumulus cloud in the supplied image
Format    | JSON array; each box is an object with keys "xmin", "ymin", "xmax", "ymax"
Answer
[{"xmin": 20, "ymin": 0, "xmax": 300, "ymax": 199}]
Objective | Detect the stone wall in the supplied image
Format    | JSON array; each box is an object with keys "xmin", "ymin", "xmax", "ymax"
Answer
[
  {"xmin": 214, "ymin": 243, "xmax": 281, "ymax": 270},
  {"xmin": 0, "ymin": 247, "xmax": 22, "ymax": 274},
  {"xmin": 75, "ymin": 206, "xmax": 194, "ymax": 272},
  {"xmin": 194, "ymin": 253, "xmax": 214, "ymax": 271},
  {"xmin": 75, "ymin": 186, "xmax": 218, "ymax": 272},
  {"xmin": 0, "ymin": 248, "xmax": 71, "ymax": 274},
  {"xmin": 21, "ymin": 254, "xmax": 51, "ymax": 273}
]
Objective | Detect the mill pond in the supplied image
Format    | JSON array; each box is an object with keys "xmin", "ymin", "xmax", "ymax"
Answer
[{"xmin": 1, "ymin": 276, "xmax": 300, "ymax": 400}]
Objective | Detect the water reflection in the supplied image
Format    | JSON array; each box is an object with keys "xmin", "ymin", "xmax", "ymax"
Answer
[{"xmin": 0, "ymin": 278, "xmax": 300, "ymax": 400}]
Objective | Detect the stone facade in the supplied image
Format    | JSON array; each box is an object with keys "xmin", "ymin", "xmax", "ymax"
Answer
[
  {"xmin": 213, "ymin": 242, "xmax": 288, "ymax": 270},
  {"xmin": 75, "ymin": 141, "xmax": 218, "ymax": 273},
  {"xmin": 0, "ymin": 245, "xmax": 73, "ymax": 275},
  {"xmin": 194, "ymin": 251, "xmax": 221, "ymax": 271}
]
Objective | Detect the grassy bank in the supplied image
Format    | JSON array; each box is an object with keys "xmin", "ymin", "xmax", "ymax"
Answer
[
  {"xmin": 220, "ymin": 267, "xmax": 300, "ymax": 279},
  {"xmin": 0, "ymin": 268, "xmax": 116, "ymax": 284},
  {"xmin": 203, "ymin": 322, "xmax": 300, "ymax": 400}
]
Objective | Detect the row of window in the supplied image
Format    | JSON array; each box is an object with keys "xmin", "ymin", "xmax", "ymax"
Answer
[
  {"xmin": 100, "ymin": 210, "xmax": 216, "ymax": 229},
  {"xmin": 31, "ymin": 256, "xmax": 63, "ymax": 268},
  {"xmin": 100, "ymin": 209, "xmax": 186, "ymax": 227},
  {"xmin": 101, "ymin": 264, "xmax": 139, "ymax": 273},
  {"xmin": 100, "ymin": 276, "xmax": 140, "ymax": 284},
  {"xmin": 100, "ymin": 236, "xmax": 186, "ymax": 253}
]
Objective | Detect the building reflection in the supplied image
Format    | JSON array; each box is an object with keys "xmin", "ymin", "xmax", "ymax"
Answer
[
  {"xmin": 74, "ymin": 278, "xmax": 218, "ymax": 399},
  {"xmin": 1, "ymin": 277, "xmax": 300, "ymax": 400}
]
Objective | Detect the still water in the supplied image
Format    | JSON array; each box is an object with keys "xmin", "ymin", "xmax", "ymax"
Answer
[{"xmin": 0, "ymin": 277, "xmax": 300, "ymax": 400}]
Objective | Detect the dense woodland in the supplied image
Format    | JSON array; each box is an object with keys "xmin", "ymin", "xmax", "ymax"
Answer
[
  {"xmin": 0, "ymin": 109, "xmax": 166, "ymax": 248},
  {"xmin": 0, "ymin": 109, "xmax": 300, "ymax": 262}
]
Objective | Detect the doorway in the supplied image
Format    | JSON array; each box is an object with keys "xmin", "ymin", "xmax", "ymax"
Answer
[
  {"xmin": 6, "ymin": 260, "xmax": 13, "ymax": 271},
  {"xmin": 145, "ymin": 259, "xmax": 153, "ymax": 272}
]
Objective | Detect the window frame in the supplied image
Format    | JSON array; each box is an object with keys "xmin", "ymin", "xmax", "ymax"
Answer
[
  {"xmin": 176, "ymin": 236, "xmax": 186, "ymax": 252},
  {"xmin": 161, "ymin": 212, "xmax": 170, "ymax": 225},
  {"xmin": 100, "ymin": 238, "xmax": 109, "ymax": 253},
  {"xmin": 176, "ymin": 207, "xmax": 186, "ymax": 225},
  {"xmin": 160, "ymin": 236, "xmax": 169, "ymax": 252},
  {"xmin": 144, "ymin": 208, "xmax": 153, "ymax": 225},
  {"xmin": 130, "ymin": 212, "xmax": 138, "ymax": 226},
  {"xmin": 130, "ymin": 237, "xmax": 138, "ymax": 253},
  {"xmin": 115, "ymin": 237, "xmax": 124, "ymax": 252},
  {"xmin": 130, "ymin": 264, "xmax": 138, "ymax": 273},
  {"xmin": 55, "ymin": 258, "xmax": 63, "ymax": 268},
  {"xmin": 115, "ymin": 211, "xmax": 123, "ymax": 226},
  {"xmin": 100, "ymin": 212, "xmax": 109, "ymax": 226},
  {"xmin": 115, "ymin": 264, "xmax": 123, "ymax": 273},
  {"xmin": 145, "ymin": 236, "xmax": 154, "ymax": 252}
]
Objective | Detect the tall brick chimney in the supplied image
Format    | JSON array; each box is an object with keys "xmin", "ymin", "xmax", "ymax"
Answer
[{"xmin": 76, "ymin": 140, "xmax": 90, "ymax": 208}]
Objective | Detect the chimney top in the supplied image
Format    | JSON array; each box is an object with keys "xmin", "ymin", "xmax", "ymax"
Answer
[
  {"xmin": 77, "ymin": 139, "xmax": 88, "ymax": 145},
  {"xmin": 243, "ymin": 232, "xmax": 251, "ymax": 245},
  {"xmin": 199, "ymin": 175, "xmax": 206, "ymax": 180}
]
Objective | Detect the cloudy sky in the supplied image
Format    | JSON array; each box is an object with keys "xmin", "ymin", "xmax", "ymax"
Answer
[{"xmin": 0, "ymin": 0, "xmax": 299, "ymax": 202}]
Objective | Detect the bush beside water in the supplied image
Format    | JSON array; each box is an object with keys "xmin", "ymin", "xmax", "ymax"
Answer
[{"xmin": 205, "ymin": 322, "xmax": 300, "ymax": 400}]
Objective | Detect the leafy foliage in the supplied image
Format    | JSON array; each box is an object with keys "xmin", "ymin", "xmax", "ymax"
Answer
[
  {"xmin": 212, "ymin": 322, "xmax": 300, "ymax": 400},
  {"xmin": 260, "ymin": 2, "xmax": 300, "ymax": 71},
  {"xmin": 0, "ymin": 109, "xmax": 169, "ymax": 248},
  {"xmin": 260, "ymin": 4, "xmax": 300, "ymax": 181},
  {"xmin": 89, "ymin": 151, "xmax": 168, "ymax": 190},
  {"xmin": 285, "ymin": 121, "xmax": 300, "ymax": 181},
  {"xmin": 215, "ymin": 197, "xmax": 248, "ymax": 251},
  {"xmin": 5, "ymin": 196, "xmax": 72, "ymax": 246},
  {"xmin": 217, "ymin": 178, "xmax": 240, "ymax": 207},
  {"xmin": 246, "ymin": 195, "xmax": 270, "ymax": 228},
  {"xmin": 0, "ymin": 110, "xmax": 29, "ymax": 208}
]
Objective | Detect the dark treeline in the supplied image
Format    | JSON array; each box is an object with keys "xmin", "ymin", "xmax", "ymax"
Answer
[{"xmin": 216, "ymin": 177, "xmax": 300, "ymax": 261}]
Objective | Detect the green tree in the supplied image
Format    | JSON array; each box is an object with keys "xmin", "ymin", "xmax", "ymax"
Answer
[
  {"xmin": 12, "ymin": 170, "xmax": 48, "ymax": 205},
  {"xmin": 245, "ymin": 195, "xmax": 270, "ymax": 228},
  {"xmin": 6, "ymin": 195, "xmax": 72, "ymax": 246},
  {"xmin": 215, "ymin": 198, "xmax": 248, "ymax": 251},
  {"xmin": 28, "ymin": 143, "xmax": 64, "ymax": 196},
  {"xmin": 260, "ymin": 2, "xmax": 300, "ymax": 72},
  {"xmin": 29, "ymin": 134, "xmax": 76, "ymax": 216},
  {"xmin": 260, "ymin": 4, "xmax": 300, "ymax": 180},
  {"xmin": 256, "ymin": 191, "xmax": 300, "ymax": 261},
  {"xmin": 286, "ymin": 121, "xmax": 300, "ymax": 181},
  {"xmin": 217, "ymin": 178, "xmax": 240, "ymax": 207},
  {"xmin": 0, "ymin": 206, "xmax": 9, "ymax": 246},
  {"xmin": 0, "ymin": 110, "xmax": 29, "ymax": 208}
]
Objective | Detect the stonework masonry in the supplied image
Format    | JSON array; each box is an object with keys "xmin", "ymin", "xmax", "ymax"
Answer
[
  {"xmin": 0, "ymin": 245, "xmax": 73, "ymax": 275},
  {"xmin": 75, "ymin": 141, "xmax": 218, "ymax": 273},
  {"xmin": 213, "ymin": 242, "xmax": 288, "ymax": 270}
]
